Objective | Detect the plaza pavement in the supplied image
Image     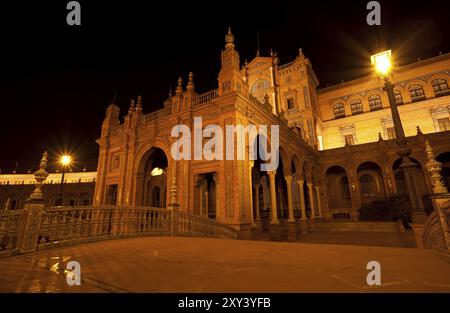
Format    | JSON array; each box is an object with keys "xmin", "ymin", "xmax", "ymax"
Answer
[{"xmin": 0, "ymin": 236, "xmax": 449, "ymax": 293}]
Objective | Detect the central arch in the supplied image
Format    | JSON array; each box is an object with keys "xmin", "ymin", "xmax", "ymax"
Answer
[{"xmin": 138, "ymin": 147, "xmax": 169, "ymax": 208}]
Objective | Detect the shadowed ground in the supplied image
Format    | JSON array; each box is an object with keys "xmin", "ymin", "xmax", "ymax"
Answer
[{"xmin": 0, "ymin": 236, "xmax": 449, "ymax": 293}]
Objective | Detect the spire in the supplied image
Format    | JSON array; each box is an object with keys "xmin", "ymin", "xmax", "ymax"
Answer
[
  {"xmin": 136, "ymin": 95, "xmax": 143, "ymax": 112},
  {"xmin": 168, "ymin": 86, "xmax": 173, "ymax": 98},
  {"xmin": 112, "ymin": 89, "xmax": 117, "ymax": 104},
  {"xmin": 225, "ymin": 26, "xmax": 235, "ymax": 49},
  {"xmin": 128, "ymin": 98, "xmax": 135, "ymax": 114},
  {"xmin": 176, "ymin": 77, "xmax": 183, "ymax": 95},
  {"xmin": 187, "ymin": 72, "xmax": 195, "ymax": 91},
  {"xmin": 256, "ymin": 31, "xmax": 260, "ymax": 57}
]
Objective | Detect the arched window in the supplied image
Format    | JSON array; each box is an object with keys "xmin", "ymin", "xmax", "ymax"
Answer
[
  {"xmin": 432, "ymin": 78, "xmax": 449, "ymax": 97},
  {"xmin": 333, "ymin": 103, "xmax": 345, "ymax": 119},
  {"xmin": 394, "ymin": 89, "xmax": 403, "ymax": 105},
  {"xmin": 360, "ymin": 175, "xmax": 374, "ymax": 197},
  {"xmin": 350, "ymin": 99, "xmax": 363, "ymax": 115},
  {"xmin": 368, "ymin": 95, "xmax": 382, "ymax": 111},
  {"xmin": 340, "ymin": 176, "xmax": 351, "ymax": 199},
  {"xmin": 409, "ymin": 84, "xmax": 426, "ymax": 102},
  {"xmin": 287, "ymin": 97, "xmax": 295, "ymax": 110}
]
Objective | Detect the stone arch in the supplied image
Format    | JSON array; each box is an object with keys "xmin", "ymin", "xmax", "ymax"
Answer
[
  {"xmin": 357, "ymin": 161, "xmax": 386, "ymax": 204},
  {"xmin": 325, "ymin": 165, "xmax": 352, "ymax": 215},
  {"xmin": 392, "ymin": 157, "xmax": 427, "ymax": 211},
  {"xmin": 134, "ymin": 138, "xmax": 171, "ymax": 175},
  {"xmin": 427, "ymin": 73, "xmax": 450, "ymax": 87},
  {"xmin": 134, "ymin": 146, "xmax": 169, "ymax": 207}
]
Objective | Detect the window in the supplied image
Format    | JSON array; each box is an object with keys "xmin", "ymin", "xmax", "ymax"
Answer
[
  {"xmin": 344, "ymin": 134, "xmax": 354, "ymax": 146},
  {"xmin": 409, "ymin": 84, "xmax": 426, "ymax": 102},
  {"xmin": 394, "ymin": 90, "xmax": 403, "ymax": 105},
  {"xmin": 438, "ymin": 117, "xmax": 450, "ymax": 131},
  {"xmin": 432, "ymin": 78, "xmax": 450, "ymax": 97},
  {"xmin": 360, "ymin": 175, "xmax": 374, "ymax": 197},
  {"xmin": 368, "ymin": 95, "xmax": 383, "ymax": 111},
  {"xmin": 350, "ymin": 99, "xmax": 363, "ymax": 115},
  {"xmin": 333, "ymin": 103, "xmax": 345, "ymax": 119},
  {"xmin": 287, "ymin": 98, "xmax": 295, "ymax": 110},
  {"xmin": 387, "ymin": 127, "xmax": 396, "ymax": 139}
]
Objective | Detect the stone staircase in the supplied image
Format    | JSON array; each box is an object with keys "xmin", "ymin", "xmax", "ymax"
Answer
[{"xmin": 313, "ymin": 220, "xmax": 401, "ymax": 232}]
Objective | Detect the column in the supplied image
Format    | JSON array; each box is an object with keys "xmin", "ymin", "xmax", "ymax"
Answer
[
  {"xmin": 199, "ymin": 182, "xmax": 204, "ymax": 217},
  {"xmin": 248, "ymin": 161, "xmax": 256, "ymax": 227},
  {"xmin": 254, "ymin": 183, "xmax": 261, "ymax": 221},
  {"xmin": 213, "ymin": 173, "xmax": 220, "ymax": 221},
  {"xmin": 268, "ymin": 171, "xmax": 279, "ymax": 224},
  {"xmin": 307, "ymin": 183, "xmax": 316, "ymax": 220},
  {"xmin": 315, "ymin": 186, "xmax": 323, "ymax": 218},
  {"xmin": 285, "ymin": 175, "xmax": 295, "ymax": 222},
  {"xmin": 204, "ymin": 191, "xmax": 209, "ymax": 219},
  {"xmin": 297, "ymin": 179, "xmax": 307, "ymax": 220}
]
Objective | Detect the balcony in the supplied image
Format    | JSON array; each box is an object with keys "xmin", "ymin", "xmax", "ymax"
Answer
[
  {"xmin": 410, "ymin": 95, "xmax": 426, "ymax": 103},
  {"xmin": 434, "ymin": 89, "xmax": 450, "ymax": 98}
]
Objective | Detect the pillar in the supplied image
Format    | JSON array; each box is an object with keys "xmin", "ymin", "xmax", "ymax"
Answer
[
  {"xmin": 254, "ymin": 183, "xmax": 261, "ymax": 220},
  {"xmin": 297, "ymin": 179, "xmax": 308, "ymax": 235},
  {"xmin": 285, "ymin": 175, "xmax": 295, "ymax": 222},
  {"xmin": 315, "ymin": 186, "xmax": 323, "ymax": 218},
  {"xmin": 268, "ymin": 171, "xmax": 279, "ymax": 224},
  {"xmin": 268, "ymin": 171, "xmax": 281, "ymax": 240},
  {"xmin": 248, "ymin": 161, "xmax": 256, "ymax": 227},
  {"xmin": 204, "ymin": 191, "xmax": 209, "ymax": 219},
  {"xmin": 307, "ymin": 183, "xmax": 316, "ymax": 220},
  {"xmin": 285, "ymin": 175, "xmax": 296, "ymax": 241}
]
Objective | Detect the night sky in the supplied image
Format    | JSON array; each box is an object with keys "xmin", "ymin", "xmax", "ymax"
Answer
[{"xmin": 1, "ymin": 0, "xmax": 449, "ymax": 172}]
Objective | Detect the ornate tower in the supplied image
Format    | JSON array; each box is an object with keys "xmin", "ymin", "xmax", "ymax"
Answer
[{"xmin": 217, "ymin": 27, "xmax": 247, "ymax": 96}]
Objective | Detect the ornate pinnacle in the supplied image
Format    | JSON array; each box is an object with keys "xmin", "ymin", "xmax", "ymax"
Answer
[
  {"xmin": 225, "ymin": 27, "xmax": 235, "ymax": 48},
  {"xmin": 176, "ymin": 77, "xmax": 183, "ymax": 95},
  {"xmin": 30, "ymin": 151, "xmax": 49, "ymax": 200},
  {"xmin": 187, "ymin": 72, "xmax": 195, "ymax": 91},
  {"xmin": 136, "ymin": 95, "xmax": 143, "ymax": 112},
  {"xmin": 128, "ymin": 98, "xmax": 135, "ymax": 114}
]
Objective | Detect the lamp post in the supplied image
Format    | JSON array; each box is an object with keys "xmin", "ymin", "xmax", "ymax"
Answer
[
  {"xmin": 371, "ymin": 50, "xmax": 425, "ymax": 221},
  {"xmin": 58, "ymin": 155, "xmax": 72, "ymax": 206},
  {"xmin": 371, "ymin": 50, "xmax": 406, "ymax": 146}
]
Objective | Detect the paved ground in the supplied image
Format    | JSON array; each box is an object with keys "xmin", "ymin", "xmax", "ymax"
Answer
[
  {"xmin": 296, "ymin": 231, "xmax": 417, "ymax": 248},
  {"xmin": 0, "ymin": 236, "xmax": 449, "ymax": 293}
]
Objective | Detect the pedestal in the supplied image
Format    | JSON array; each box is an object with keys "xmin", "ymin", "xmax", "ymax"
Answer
[
  {"xmin": 411, "ymin": 212, "xmax": 428, "ymax": 224},
  {"xmin": 410, "ymin": 223, "xmax": 425, "ymax": 249},
  {"xmin": 300, "ymin": 219, "xmax": 308, "ymax": 235},
  {"xmin": 239, "ymin": 223, "xmax": 253, "ymax": 240},
  {"xmin": 17, "ymin": 199, "xmax": 46, "ymax": 254},
  {"xmin": 287, "ymin": 221, "xmax": 297, "ymax": 242},
  {"xmin": 269, "ymin": 223, "xmax": 282, "ymax": 241}
]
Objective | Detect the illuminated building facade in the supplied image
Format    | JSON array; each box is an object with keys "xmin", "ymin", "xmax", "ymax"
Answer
[{"xmin": 4, "ymin": 30, "xmax": 448, "ymax": 239}]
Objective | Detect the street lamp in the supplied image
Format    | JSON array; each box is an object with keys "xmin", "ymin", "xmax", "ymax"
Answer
[
  {"xmin": 372, "ymin": 50, "xmax": 425, "ymax": 220},
  {"xmin": 371, "ymin": 50, "xmax": 406, "ymax": 146},
  {"xmin": 58, "ymin": 154, "xmax": 72, "ymax": 206}
]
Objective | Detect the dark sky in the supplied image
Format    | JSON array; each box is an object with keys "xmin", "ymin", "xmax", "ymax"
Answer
[{"xmin": 1, "ymin": 0, "xmax": 449, "ymax": 172}]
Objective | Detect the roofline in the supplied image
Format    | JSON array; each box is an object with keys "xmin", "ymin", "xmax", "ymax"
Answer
[{"xmin": 317, "ymin": 52, "xmax": 450, "ymax": 94}]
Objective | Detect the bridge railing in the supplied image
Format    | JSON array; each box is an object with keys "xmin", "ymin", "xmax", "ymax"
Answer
[
  {"xmin": 0, "ymin": 210, "xmax": 25, "ymax": 254},
  {"xmin": 0, "ymin": 205, "xmax": 238, "ymax": 255}
]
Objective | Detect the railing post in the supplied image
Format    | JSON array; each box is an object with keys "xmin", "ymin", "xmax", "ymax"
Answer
[{"xmin": 16, "ymin": 151, "xmax": 49, "ymax": 254}]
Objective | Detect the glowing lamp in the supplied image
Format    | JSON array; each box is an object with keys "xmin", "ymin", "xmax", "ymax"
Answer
[
  {"xmin": 371, "ymin": 50, "xmax": 392, "ymax": 77},
  {"xmin": 60, "ymin": 155, "xmax": 72, "ymax": 167}
]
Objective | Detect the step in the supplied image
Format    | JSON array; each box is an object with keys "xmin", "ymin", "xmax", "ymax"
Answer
[{"xmin": 314, "ymin": 221, "xmax": 400, "ymax": 232}]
